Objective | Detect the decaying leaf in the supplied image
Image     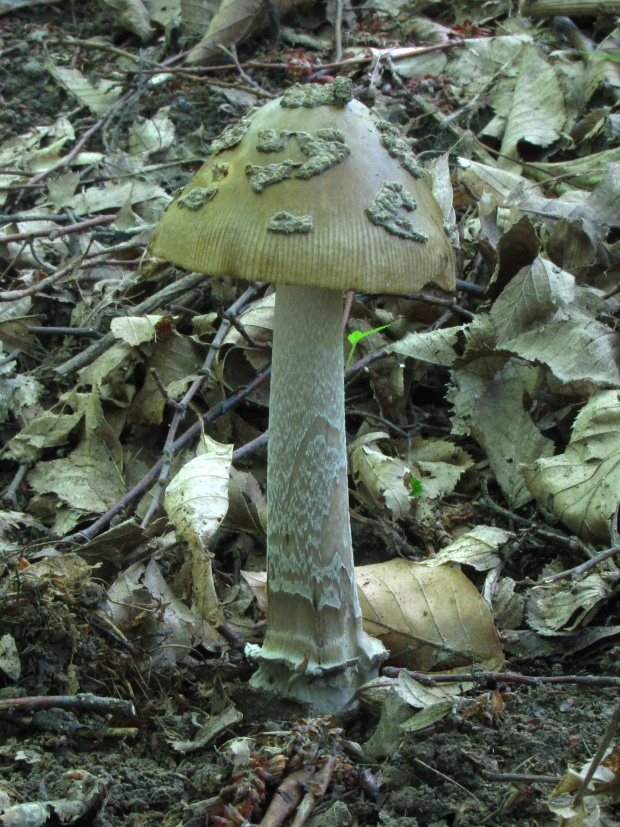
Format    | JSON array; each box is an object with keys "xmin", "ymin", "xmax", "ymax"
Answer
[
  {"xmin": 496, "ymin": 44, "xmax": 566, "ymax": 167},
  {"xmin": 351, "ymin": 441, "xmax": 412, "ymax": 520},
  {"xmin": 27, "ymin": 392, "xmax": 125, "ymax": 528},
  {"xmin": 356, "ymin": 559, "xmax": 503, "ymax": 671},
  {"xmin": 169, "ymin": 704, "xmax": 243, "ymax": 754},
  {"xmin": 406, "ymin": 437, "xmax": 474, "ymax": 502},
  {"xmin": 127, "ymin": 110, "xmax": 176, "ymax": 156},
  {"xmin": 527, "ymin": 571, "xmax": 613, "ymax": 635},
  {"xmin": 185, "ymin": 0, "xmax": 311, "ymax": 64},
  {"xmin": 6, "ymin": 408, "xmax": 83, "ymax": 463},
  {"xmin": 44, "ymin": 60, "xmax": 124, "ymax": 115},
  {"xmin": 0, "ymin": 633, "xmax": 21, "ymax": 682},
  {"xmin": 242, "ymin": 560, "xmax": 503, "ymax": 671},
  {"xmin": 98, "ymin": 0, "xmax": 152, "ymax": 40},
  {"xmin": 548, "ymin": 745, "xmax": 620, "ymax": 826},
  {"xmin": 127, "ymin": 325, "xmax": 203, "ymax": 424},
  {"xmin": 110, "ymin": 314, "xmax": 168, "ymax": 346},
  {"xmin": 164, "ymin": 433, "xmax": 233, "ymax": 619},
  {"xmin": 423, "ymin": 524, "xmax": 512, "ymax": 571},
  {"xmin": 522, "ymin": 391, "xmax": 620, "ymax": 541},
  {"xmin": 0, "ymin": 770, "xmax": 109, "ymax": 827},
  {"xmin": 107, "ymin": 557, "xmax": 216, "ymax": 669}
]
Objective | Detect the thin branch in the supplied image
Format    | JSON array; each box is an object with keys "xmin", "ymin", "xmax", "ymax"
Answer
[
  {"xmin": 55, "ymin": 271, "xmax": 209, "ymax": 376},
  {"xmin": 27, "ymin": 326, "xmax": 104, "ymax": 339},
  {"xmin": 572, "ymin": 702, "xmax": 620, "ymax": 808},
  {"xmin": 0, "ymin": 214, "xmax": 115, "ymax": 244},
  {"xmin": 19, "ymin": 89, "xmax": 137, "ymax": 190},
  {"xmin": 381, "ymin": 666, "xmax": 620, "ymax": 688},
  {"xmin": 541, "ymin": 546, "xmax": 620, "ymax": 583},
  {"xmin": 63, "ymin": 366, "xmax": 270, "ymax": 544},
  {"xmin": 0, "ymin": 693, "xmax": 135, "ymax": 716},
  {"xmin": 0, "ymin": 260, "xmax": 81, "ymax": 302},
  {"xmin": 139, "ymin": 283, "xmax": 265, "ymax": 527}
]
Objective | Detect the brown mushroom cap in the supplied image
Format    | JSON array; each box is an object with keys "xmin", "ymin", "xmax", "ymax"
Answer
[{"xmin": 149, "ymin": 85, "xmax": 455, "ymax": 294}]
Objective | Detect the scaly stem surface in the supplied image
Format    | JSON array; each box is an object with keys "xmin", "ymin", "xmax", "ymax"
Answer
[{"xmin": 250, "ymin": 285, "xmax": 385, "ymax": 711}]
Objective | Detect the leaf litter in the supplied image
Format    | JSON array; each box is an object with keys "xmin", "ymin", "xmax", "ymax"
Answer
[{"xmin": 1, "ymin": 1, "xmax": 620, "ymax": 826}]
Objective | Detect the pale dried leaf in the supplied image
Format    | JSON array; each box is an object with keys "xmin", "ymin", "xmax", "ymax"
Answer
[
  {"xmin": 527, "ymin": 572, "xmax": 611, "ymax": 634},
  {"xmin": 492, "ymin": 577, "xmax": 525, "ymax": 630},
  {"xmin": 169, "ymin": 704, "xmax": 243, "ymax": 753},
  {"xmin": 127, "ymin": 110, "xmax": 176, "ymax": 156},
  {"xmin": 522, "ymin": 390, "xmax": 620, "ymax": 541},
  {"xmin": 396, "ymin": 671, "xmax": 462, "ymax": 708},
  {"xmin": 99, "ymin": 0, "xmax": 152, "ymax": 40},
  {"xmin": 498, "ymin": 45, "xmax": 565, "ymax": 165},
  {"xmin": 447, "ymin": 350, "xmax": 546, "ymax": 481},
  {"xmin": 356, "ymin": 559, "xmax": 504, "ymax": 671},
  {"xmin": 221, "ymin": 293, "xmax": 274, "ymax": 348},
  {"xmin": 165, "ymin": 433, "xmax": 231, "ymax": 619},
  {"xmin": 27, "ymin": 392, "xmax": 124, "ymax": 513},
  {"xmin": 225, "ymin": 467, "xmax": 267, "ymax": 538},
  {"xmin": 77, "ymin": 341, "xmax": 135, "ymax": 388},
  {"xmin": 180, "ymin": 0, "xmax": 216, "ymax": 34},
  {"xmin": 28, "ymin": 436, "xmax": 125, "ymax": 514},
  {"xmin": 240, "ymin": 570, "xmax": 268, "ymax": 612},
  {"xmin": 110, "ymin": 315, "xmax": 166, "ymax": 346},
  {"xmin": 407, "ymin": 437, "xmax": 474, "ymax": 501},
  {"xmin": 44, "ymin": 60, "xmax": 123, "ymax": 115},
  {"xmin": 448, "ymin": 34, "xmax": 532, "ymax": 99},
  {"xmin": 363, "ymin": 689, "xmax": 412, "ymax": 759},
  {"xmin": 66, "ymin": 178, "xmax": 169, "ymax": 216},
  {"xmin": 528, "ymin": 145, "xmax": 620, "ymax": 191},
  {"xmin": 501, "ymin": 320, "xmax": 620, "ymax": 389},
  {"xmin": 388, "ymin": 327, "xmax": 460, "ymax": 367},
  {"xmin": 400, "ymin": 698, "xmax": 454, "ymax": 732},
  {"xmin": 490, "ymin": 258, "xmax": 577, "ymax": 342},
  {"xmin": 467, "ymin": 359, "xmax": 554, "ymax": 507},
  {"xmin": 0, "ymin": 634, "xmax": 21, "ymax": 682},
  {"xmin": 128, "ymin": 330, "xmax": 203, "ymax": 424},
  {"xmin": 458, "ymin": 157, "xmax": 530, "ymax": 205},
  {"xmin": 164, "ymin": 437, "xmax": 233, "ymax": 555},
  {"xmin": 15, "ymin": 553, "xmax": 94, "ymax": 590},
  {"xmin": 351, "ymin": 444, "xmax": 411, "ymax": 520},
  {"xmin": 424, "ymin": 525, "xmax": 512, "ymax": 571},
  {"xmin": 107, "ymin": 558, "xmax": 214, "ymax": 669},
  {"xmin": 185, "ymin": 0, "xmax": 303, "ymax": 63}
]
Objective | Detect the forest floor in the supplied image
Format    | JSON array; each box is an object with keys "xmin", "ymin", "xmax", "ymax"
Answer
[{"xmin": 1, "ymin": 1, "xmax": 620, "ymax": 826}]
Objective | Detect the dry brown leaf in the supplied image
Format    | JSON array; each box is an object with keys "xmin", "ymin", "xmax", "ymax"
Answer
[
  {"xmin": 356, "ymin": 559, "xmax": 504, "ymax": 671},
  {"xmin": 186, "ymin": 0, "xmax": 311, "ymax": 64}
]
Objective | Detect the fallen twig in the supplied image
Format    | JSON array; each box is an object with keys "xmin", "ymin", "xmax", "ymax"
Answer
[
  {"xmin": 381, "ymin": 666, "xmax": 620, "ymax": 688},
  {"xmin": 63, "ymin": 366, "xmax": 270, "ymax": 543},
  {"xmin": 0, "ymin": 693, "xmax": 135, "ymax": 716},
  {"xmin": 55, "ymin": 271, "xmax": 208, "ymax": 376},
  {"xmin": 0, "ymin": 214, "xmax": 116, "ymax": 244},
  {"xmin": 139, "ymin": 282, "xmax": 265, "ymax": 527}
]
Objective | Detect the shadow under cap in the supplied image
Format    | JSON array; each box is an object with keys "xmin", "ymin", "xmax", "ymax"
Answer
[{"xmin": 149, "ymin": 94, "xmax": 455, "ymax": 295}]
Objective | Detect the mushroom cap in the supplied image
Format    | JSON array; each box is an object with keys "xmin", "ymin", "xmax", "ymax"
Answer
[{"xmin": 149, "ymin": 86, "xmax": 455, "ymax": 294}]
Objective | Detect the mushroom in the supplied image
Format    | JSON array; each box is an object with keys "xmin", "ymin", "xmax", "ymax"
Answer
[{"xmin": 149, "ymin": 79, "xmax": 455, "ymax": 712}]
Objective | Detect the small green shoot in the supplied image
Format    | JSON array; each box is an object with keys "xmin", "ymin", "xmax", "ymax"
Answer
[
  {"xmin": 409, "ymin": 477, "xmax": 424, "ymax": 499},
  {"xmin": 345, "ymin": 323, "xmax": 391, "ymax": 371}
]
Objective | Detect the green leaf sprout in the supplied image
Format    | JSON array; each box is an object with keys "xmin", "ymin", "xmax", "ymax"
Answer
[
  {"xmin": 345, "ymin": 323, "xmax": 391, "ymax": 371},
  {"xmin": 409, "ymin": 477, "xmax": 424, "ymax": 499}
]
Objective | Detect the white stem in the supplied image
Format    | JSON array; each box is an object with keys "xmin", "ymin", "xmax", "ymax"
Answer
[{"xmin": 250, "ymin": 285, "xmax": 385, "ymax": 711}]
